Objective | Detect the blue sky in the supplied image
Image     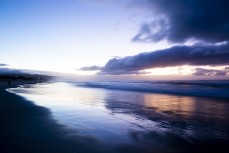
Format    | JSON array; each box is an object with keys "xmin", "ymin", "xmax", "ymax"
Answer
[
  {"xmin": 1, "ymin": 0, "xmax": 229, "ymax": 78},
  {"xmin": 1, "ymin": 0, "xmax": 165, "ymax": 72}
]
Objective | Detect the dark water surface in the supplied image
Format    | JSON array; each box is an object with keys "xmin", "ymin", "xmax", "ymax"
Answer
[{"xmin": 8, "ymin": 81, "xmax": 229, "ymax": 152}]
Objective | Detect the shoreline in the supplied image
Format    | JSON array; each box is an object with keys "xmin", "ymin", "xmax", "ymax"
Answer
[
  {"xmin": 1, "ymin": 80, "xmax": 229, "ymax": 153},
  {"xmin": 0, "ymin": 80, "xmax": 100, "ymax": 153}
]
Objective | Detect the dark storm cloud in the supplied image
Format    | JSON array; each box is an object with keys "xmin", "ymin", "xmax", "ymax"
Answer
[
  {"xmin": 98, "ymin": 70, "xmax": 149, "ymax": 75},
  {"xmin": 0, "ymin": 63, "xmax": 8, "ymax": 66},
  {"xmin": 80, "ymin": 65, "xmax": 102, "ymax": 71},
  {"xmin": 99, "ymin": 43, "xmax": 229, "ymax": 75},
  {"xmin": 193, "ymin": 68, "xmax": 229, "ymax": 76},
  {"xmin": 132, "ymin": 0, "xmax": 229, "ymax": 43},
  {"xmin": 80, "ymin": 65, "xmax": 149, "ymax": 75}
]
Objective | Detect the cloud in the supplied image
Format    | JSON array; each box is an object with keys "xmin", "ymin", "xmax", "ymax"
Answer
[
  {"xmin": 0, "ymin": 63, "xmax": 8, "ymax": 67},
  {"xmin": 132, "ymin": 0, "xmax": 229, "ymax": 43},
  {"xmin": 132, "ymin": 17, "xmax": 170, "ymax": 42},
  {"xmin": 98, "ymin": 43, "xmax": 229, "ymax": 75},
  {"xmin": 80, "ymin": 65, "xmax": 102, "ymax": 71},
  {"xmin": 80, "ymin": 65, "xmax": 149, "ymax": 75},
  {"xmin": 98, "ymin": 70, "xmax": 149, "ymax": 75},
  {"xmin": 193, "ymin": 68, "xmax": 229, "ymax": 76}
]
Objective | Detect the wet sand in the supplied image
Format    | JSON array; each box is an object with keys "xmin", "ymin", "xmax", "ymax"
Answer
[
  {"xmin": 0, "ymin": 81, "xmax": 100, "ymax": 153},
  {"xmin": 1, "ymin": 80, "xmax": 229, "ymax": 153}
]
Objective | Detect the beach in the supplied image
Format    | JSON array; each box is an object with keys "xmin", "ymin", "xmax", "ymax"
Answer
[
  {"xmin": 0, "ymin": 80, "xmax": 102, "ymax": 153},
  {"xmin": 1, "ymin": 0, "xmax": 229, "ymax": 152},
  {"xmin": 1, "ymin": 80, "xmax": 229, "ymax": 153}
]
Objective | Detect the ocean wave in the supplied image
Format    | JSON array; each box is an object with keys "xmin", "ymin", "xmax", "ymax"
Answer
[{"xmin": 78, "ymin": 80, "xmax": 229, "ymax": 99}]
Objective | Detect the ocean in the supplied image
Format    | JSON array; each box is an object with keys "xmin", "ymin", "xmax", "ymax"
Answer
[{"xmin": 7, "ymin": 80, "xmax": 229, "ymax": 152}]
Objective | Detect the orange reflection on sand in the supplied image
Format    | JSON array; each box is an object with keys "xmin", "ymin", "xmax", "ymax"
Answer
[{"xmin": 144, "ymin": 94, "xmax": 196, "ymax": 117}]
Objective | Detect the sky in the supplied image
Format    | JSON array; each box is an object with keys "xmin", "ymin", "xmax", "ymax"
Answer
[{"xmin": 1, "ymin": 0, "xmax": 229, "ymax": 79}]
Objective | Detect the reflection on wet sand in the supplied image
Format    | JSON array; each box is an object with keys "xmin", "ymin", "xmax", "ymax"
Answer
[
  {"xmin": 144, "ymin": 93, "xmax": 229, "ymax": 120},
  {"xmin": 8, "ymin": 82, "xmax": 229, "ymax": 153},
  {"xmin": 144, "ymin": 94, "xmax": 195, "ymax": 117},
  {"xmin": 103, "ymin": 88, "xmax": 229, "ymax": 142}
]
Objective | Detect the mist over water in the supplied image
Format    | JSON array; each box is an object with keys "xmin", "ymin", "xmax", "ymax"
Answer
[{"xmin": 8, "ymin": 81, "xmax": 229, "ymax": 152}]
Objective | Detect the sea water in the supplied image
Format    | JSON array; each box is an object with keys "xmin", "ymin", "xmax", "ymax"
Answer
[{"xmin": 7, "ymin": 80, "xmax": 229, "ymax": 152}]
